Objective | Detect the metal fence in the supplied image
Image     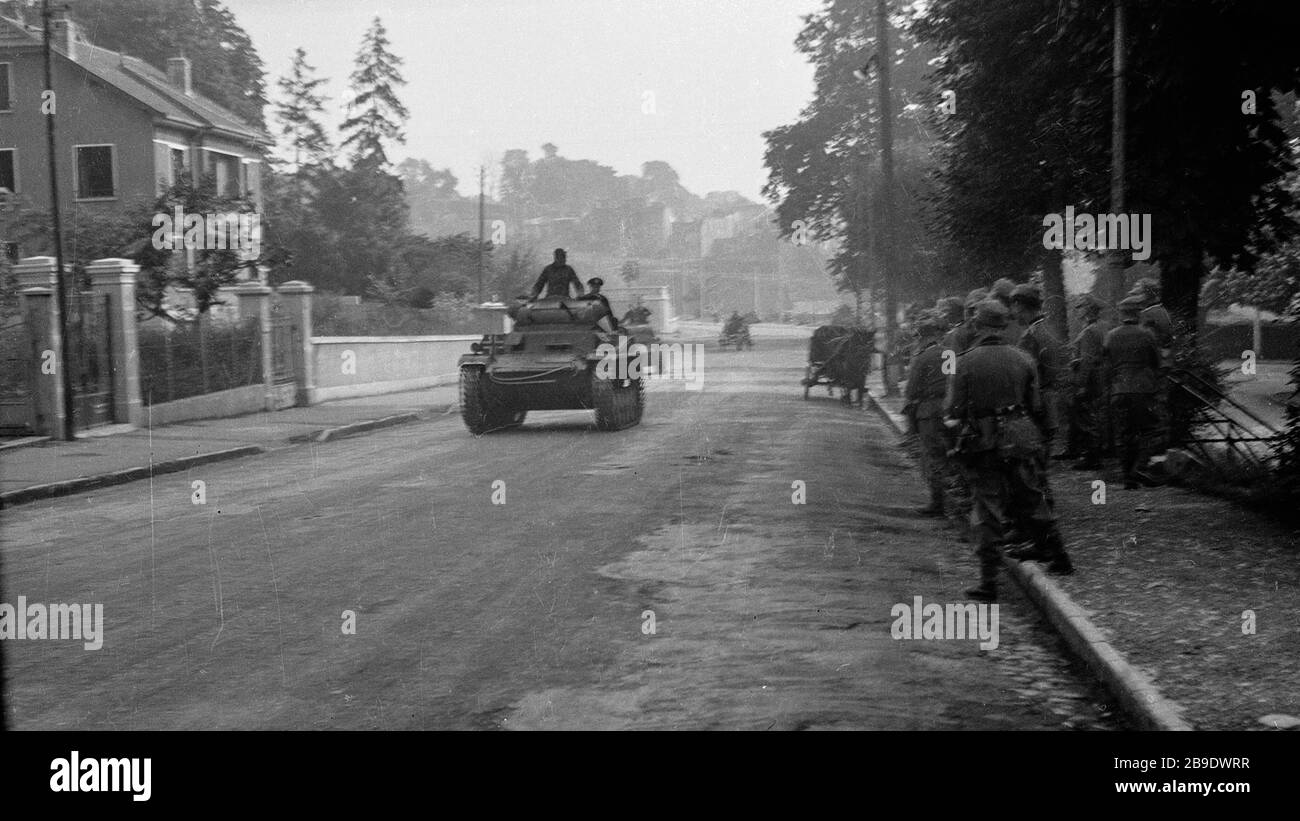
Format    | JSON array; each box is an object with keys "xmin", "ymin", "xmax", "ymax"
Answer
[{"xmin": 138, "ymin": 317, "xmax": 262, "ymax": 406}]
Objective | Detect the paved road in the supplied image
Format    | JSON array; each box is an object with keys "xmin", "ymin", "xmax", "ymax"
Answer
[{"xmin": 2, "ymin": 340, "xmax": 1118, "ymax": 729}]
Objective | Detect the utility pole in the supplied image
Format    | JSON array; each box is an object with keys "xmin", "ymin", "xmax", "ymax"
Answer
[
  {"xmin": 477, "ymin": 165, "xmax": 486, "ymax": 303},
  {"xmin": 874, "ymin": 0, "xmax": 899, "ymax": 396},
  {"xmin": 1106, "ymin": 0, "xmax": 1128, "ymax": 312},
  {"xmin": 42, "ymin": 0, "xmax": 75, "ymax": 440}
]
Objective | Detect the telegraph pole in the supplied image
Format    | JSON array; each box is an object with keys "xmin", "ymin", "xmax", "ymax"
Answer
[
  {"xmin": 874, "ymin": 0, "xmax": 899, "ymax": 396},
  {"xmin": 1106, "ymin": 0, "xmax": 1128, "ymax": 311},
  {"xmin": 42, "ymin": 0, "xmax": 75, "ymax": 440},
  {"xmin": 477, "ymin": 165, "xmax": 486, "ymax": 303}
]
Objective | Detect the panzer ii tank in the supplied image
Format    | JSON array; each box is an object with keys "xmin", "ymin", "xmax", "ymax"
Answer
[{"xmin": 457, "ymin": 296, "xmax": 645, "ymax": 434}]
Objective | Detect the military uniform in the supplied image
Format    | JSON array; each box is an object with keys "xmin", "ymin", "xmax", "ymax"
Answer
[
  {"xmin": 1065, "ymin": 312, "xmax": 1106, "ymax": 463},
  {"xmin": 946, "ymin": 302, "xmax": 1073, "ymax": 601},
  {"xmin": 1103, "ymin": 300, "xmax": 1162, "ymax": 488},
  {"xmin": 530, "ymin": 260, "xmax": 583, "ymax": 299},
  {"xmin": 904, "ymin": 329, "xmax": 949, "ymax": 515}
]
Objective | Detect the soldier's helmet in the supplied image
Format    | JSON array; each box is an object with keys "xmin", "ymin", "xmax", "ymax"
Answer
[
  {"xmin": 964, "ymin": 288, "xmax": 989, "ymax": 311},
  {"xmin": 1128, "ymin": 277, "xmax": 1160, "ymax": 302},
  {"xmin": 1075, "ymin": 293, "xmax": 1104, "ymax": 317},
  {"xmin": 974, "ymin": 299, "xmax": 1009, "ymax": 329},
  {"xmin": 1010, "ymin": 282, "xmax": 1042, "ymax": 308},
  {"xmin": 1118, "ymin": 295, "xmax": 1145, "ymax": 316},
  {"xmin": 935, "ymin": 296, "xmax": 965, "ymax": 326},
  {"xmin": 916, "ymin": 311, "xmax": 947, "ymax": 338},
  {"xmin": 990, "ymin": 278, "xmax": 1017, "ymax": 306},
  {"xmin": 587, "ymin": 277, "xmax": 604, "ymax": 288}
]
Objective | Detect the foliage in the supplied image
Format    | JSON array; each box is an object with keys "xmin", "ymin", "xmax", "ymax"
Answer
[
  {"xmin": 66, "ymin": 0, "xmax": 267, "ymax": 128},
  {"xmin": 275, "ymin": 47, "xmax": 333, "ymax": 175},
  {"xmin": 339, "ymin": 16, "xmax": 409, "ymax": 170},
  {"xmin": 137, "ymin": 317, "xmax": 262, "ymax": 405}
]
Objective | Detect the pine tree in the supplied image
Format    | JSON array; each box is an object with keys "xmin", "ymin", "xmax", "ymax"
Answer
[
  {"xmin": 275, "ymin": 48, "xmax": 333, "ymax": 177},
  {"xmin": 339, "ymin": 17, "xmax": 409, "ymax": 170}
]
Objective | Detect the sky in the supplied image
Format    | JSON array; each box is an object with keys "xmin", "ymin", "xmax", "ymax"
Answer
[{"xmin": 221, "ymin": 0, "xmax": 822, "ymax": 202}]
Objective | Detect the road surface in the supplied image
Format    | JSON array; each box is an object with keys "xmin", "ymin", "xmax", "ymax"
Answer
[{"xmin": 1, "ymin": 338, "xmax": 1119, "ymax": 729}]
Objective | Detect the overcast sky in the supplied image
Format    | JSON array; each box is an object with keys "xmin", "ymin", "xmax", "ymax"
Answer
[{"xmin": 221, "ymin": 0, "xmax": 821, "ymax": 202}]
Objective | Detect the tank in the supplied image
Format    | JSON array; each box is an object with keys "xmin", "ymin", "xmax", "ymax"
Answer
[{"xmin": 457, "ymin": 296, "xmax": 646, "ymax": 434}]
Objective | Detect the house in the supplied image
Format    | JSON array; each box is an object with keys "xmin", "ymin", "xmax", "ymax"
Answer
[{"xmin": 0, "ymin": 11, "xmax": 273, "ymax": 261}]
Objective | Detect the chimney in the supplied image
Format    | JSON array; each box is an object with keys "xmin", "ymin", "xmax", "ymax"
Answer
[
  {"xmin": 166, "ymin": 56, "xmax": 193, "ymax": 97},
  {"xmin": 50, "ymin": 12, "xmax": 78, "ymax": 62}
]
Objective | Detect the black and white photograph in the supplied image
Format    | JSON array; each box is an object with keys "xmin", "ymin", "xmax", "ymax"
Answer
[{"xmin": 1, "ymin": 0, "xmax": 1298, "ymax": 799}]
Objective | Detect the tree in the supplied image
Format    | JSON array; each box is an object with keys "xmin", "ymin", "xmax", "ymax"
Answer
[
  {"xmin": 129, "ymin": 176, "xmax": 260, "ymax": 318},
  {"xmin": 762, "ymin": 0, "xmax": 945, "ymax": 316},
  {"xmin": 914, "ymin": 0, "xmax": 1300, "ymax": 333},
  {"xmin": 339, "ymin": 16, "xmax": 409, "ymax": 170},
  {"xmin": 275, "ymin": 48, "xmax": 333, "ymax": 178},
  {"xmin": 67, "ymin": 0, "xmax": 268, "ymax": 128}
]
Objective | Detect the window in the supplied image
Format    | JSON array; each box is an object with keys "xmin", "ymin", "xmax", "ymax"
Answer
[
  {"xmin": 0, "ymin": 149, "xmax": 14, "ymax": 193},
  {"xmin": 207, "ymin": 151, "xmax": 242, "ymax": 197},
  {"xmin": 0, "ymin": 63, "xmax": 11, "ymax": 112},
  {"xmin": 171, "ymin": 148, "xmax": 186, "ymax": 183},
  {"xmin": 75, "ymin": 145, "xmax": 115, "ymax": 199}
]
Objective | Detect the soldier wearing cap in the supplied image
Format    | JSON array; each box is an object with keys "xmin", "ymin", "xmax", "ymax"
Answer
[
  {"xmin": 944, "ymin": 300, "xmax": 1074, "ymax": 601},
  {"xmin": 1010, "ymin": 282, "xmax": 1065, "ymax": 463},
  {"xmin": 1129, "ymin": 278, "xmax": 1172, "ymax": 351},
  {"xmin": 577, "ymin": 276, "xmax": 618, "ymax": 330},
  {"xmin": 1060, "ymin": 293, "xmax": 1107, "ymax": 468},
  {"xmin": 1104, "ymin": 296, "xmax": 1162, "ymax": 488},
  {"xmin": 904, "ymin": 312, "xmax": 951, "ymax": 516}
]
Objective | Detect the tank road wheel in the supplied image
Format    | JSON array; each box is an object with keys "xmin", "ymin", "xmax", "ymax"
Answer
[
  {"xmin": 460, "ymin": 366, "xmax": 515, "ymax": 434},
  {"xmin": 593, "ymin": 376, "xmax": 643, "ymax": 431}
]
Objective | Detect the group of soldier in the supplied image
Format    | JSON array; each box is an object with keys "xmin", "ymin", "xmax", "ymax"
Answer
[{"xmin": 900, "ymin": 276, "xmax": 1172, "ymax": 601}]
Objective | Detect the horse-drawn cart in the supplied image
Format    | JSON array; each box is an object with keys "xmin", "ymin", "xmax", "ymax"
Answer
[{"xmin": 802, "ymin": 325, "xmax": 875, "ymax": 405}]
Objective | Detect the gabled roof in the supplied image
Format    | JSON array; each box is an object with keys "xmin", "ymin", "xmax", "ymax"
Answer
[{"xmin": 0, "ymin": 15, "xmax": 273, "ymax": 147}]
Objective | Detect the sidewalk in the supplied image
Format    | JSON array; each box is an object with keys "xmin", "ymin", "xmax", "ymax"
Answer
[
  {"xmin": 867, "ymin": 373, "xmax": 1300, "ymax": 731},
  {"xmin": 0, "ymin": 385, "xmax": 459, "ymax": 507}
]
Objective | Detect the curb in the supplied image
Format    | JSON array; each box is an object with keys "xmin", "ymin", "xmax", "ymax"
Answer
[
  {"xmin": 864, "ymin": 389, "xmax": 1193, "ymax": 731},
  {"xmin": 2, "ymin": 409, "xmax": 436, "ymax": 509},
  {"xmin": 0, "ymin": 445, "xmax": 264, "ymax": 509},
  {"xmin": 287, "ymin": 412, "xmax": 424, "ymax": 444}
]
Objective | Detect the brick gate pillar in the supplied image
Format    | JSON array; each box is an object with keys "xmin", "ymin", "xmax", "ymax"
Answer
[
  {"xmin": 13, "ymin": 257, "xmax": 67, "ymax": 439},
  {"xmin": 234, "ymin": 281, "xmax": 274, "ymax": 410},
  {"xmin": 276, "ymin": 281, "xmax": 316, "ymax": 406},
  {"xmin": 85, "ymin": 258, "xmax": 143, "ymax": 427}
]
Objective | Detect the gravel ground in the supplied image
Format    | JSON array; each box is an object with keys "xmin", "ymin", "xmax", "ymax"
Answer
[{"xmin": 1046, "ymin": 468, "xmax": 1300, "ymax": 730}]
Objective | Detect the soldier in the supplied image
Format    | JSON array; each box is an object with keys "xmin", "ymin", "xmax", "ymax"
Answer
[
  {"xmin": 1129, "ymin": 278, "xmax": 1173, "ymax": 353},
  {"xmin": 945, "ymin": 300, "xmax": 1074, "ymax": 601},
  {"xmin": 941, "ymin": 288, "xmax": 987, "ymax": 357},
  {"xmin": 1010, "ymin": 283, "xmax": 1065, "ymax": 463},
  {"xmin": 1059, "ymin": 294, "xmax": 1107, "ymax": 469},
  {"xmin": 903, "ymin": 312, "xmax": 950, "ymax": 517},
  {"xmin": 530, "ymin": 248, "xmax": 584, "ymax": 300},
  {"xmin": 577, "ymin": 277, "xmax": 618, "ymax": 330},
  {"xmin": 989, "ymin": 277, "xmax": 1023, "ymax": 344},
  {"xmin": 1104, "ymin": 296, "xmax": 1163, "ymax": 489},
  {"xmin": 935, "ymin": 296, "xmax": 965, "ymax": 331}
]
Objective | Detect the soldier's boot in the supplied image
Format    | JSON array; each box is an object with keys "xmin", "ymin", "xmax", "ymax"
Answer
[
  {"xmin": 965, "ymin": 555, "xmax": 1000, "ymax": 602},
  {"xmin": 1041, "ymin": 528, "xmax": 1074, "ymax": 575},
  {"xmin": 916, "ymin": 486, "xmax": 945, "ymax": 517}
]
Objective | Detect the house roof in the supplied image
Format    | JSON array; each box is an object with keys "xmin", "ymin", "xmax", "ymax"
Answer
[{"xmin": 0, "ymin": 15, "xmax": 273, "ymax": 148}]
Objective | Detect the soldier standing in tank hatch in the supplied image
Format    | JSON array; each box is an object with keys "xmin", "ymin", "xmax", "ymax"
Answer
[
  {"xmin": 945, "ymin": 301, "xmax": 1074, "ymax": 602},
  {"xmin": 530, "ymin": 248, "xmax": 584, "ymax": 300}
]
